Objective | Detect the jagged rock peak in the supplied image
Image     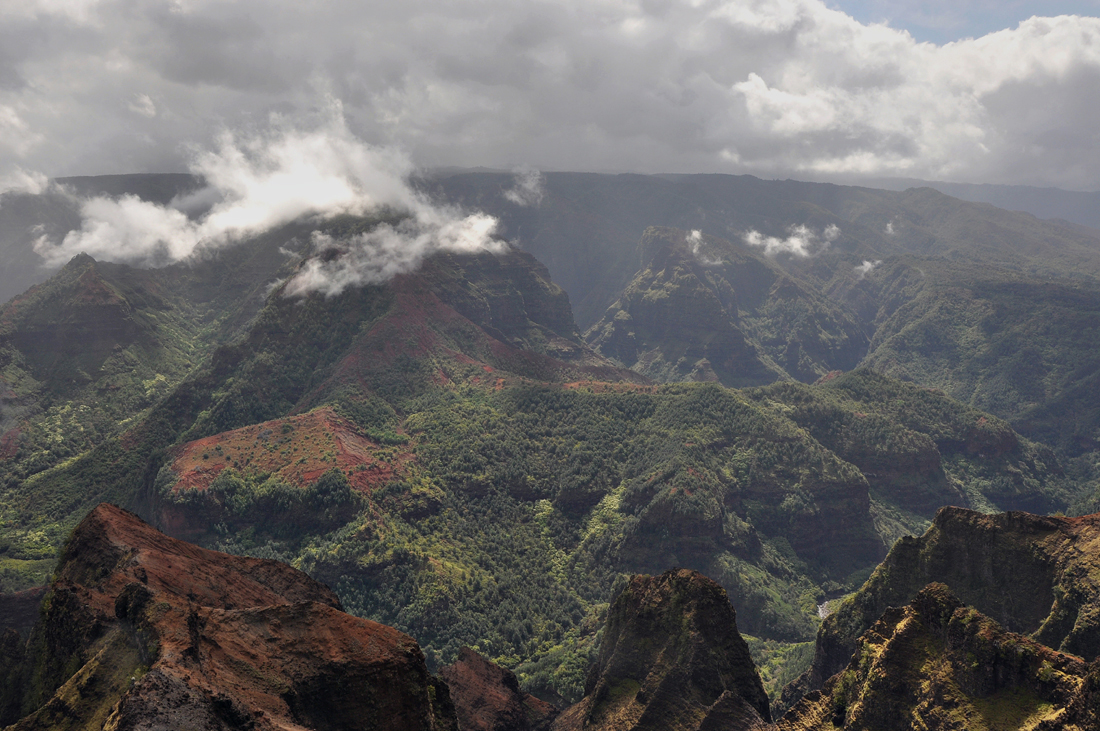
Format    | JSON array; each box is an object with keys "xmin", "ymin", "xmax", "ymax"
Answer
[
  {"xmin": 5, "ymin": 503, "xmax": 457, "ymax": 731},
  {"xmin": 781, "ymin": 506, "xmax": 1100, "ymax": 713},
  {"xmin": 778, "ymin": 582, "xmax": 1100, "ymax": 731},
  {"xmin": 552, "ymin": 568, "xmax": 770, "ymax": 731}
]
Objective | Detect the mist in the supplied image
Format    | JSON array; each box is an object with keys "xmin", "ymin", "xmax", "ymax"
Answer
[
  {"xmin": 34, "ymin": 105, "xmax": 506, "ymax": 295},
  {"xmin": 743, "ymin": 224, "xmax": 840, "ymax": 258}
]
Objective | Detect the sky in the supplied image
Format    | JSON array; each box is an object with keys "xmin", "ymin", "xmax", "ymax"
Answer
[
  {"xmin": 832, "ymin": 1, "xmax": 1100, "ymax": 43},
  {"xmin": 2, "ymin": 0, "xmax": 1100, "ymax": 194}
]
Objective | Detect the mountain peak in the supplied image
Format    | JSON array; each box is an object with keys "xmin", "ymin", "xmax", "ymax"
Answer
[{"xmin": 552, "ymin": 568, "xmax": 771, "ymax": 730}]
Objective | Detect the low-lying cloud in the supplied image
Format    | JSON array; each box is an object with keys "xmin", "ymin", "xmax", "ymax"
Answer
[
  {"xmin": 34, "ymin": 105, "xmax": 506, "ymax": 295},
  {"xmin": 284, "ymin": 215, "xmax": 502, "ymax": 297},
  {"xmin": 503, "ymin": 167, "xmax": 545, "ymax": 207},
  {"xmin": 743, "ymin": 223, "xmax": 840, "ymax": 257},
  {"xmin": 0, "ymin": 168, "xmax": 48, "ymax": 198},
  {"xmin": 854, "ymin": 259, "xmax": 882, "ymax": 278},
  {"xmin": 687, "ymin": 229, "xmax": 723, "ymax": 266}
]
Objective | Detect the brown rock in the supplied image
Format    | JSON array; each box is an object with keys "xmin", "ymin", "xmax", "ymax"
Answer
[
  {"xmin": 783, "ymin": 507, "xmax": 1100, "ymax": 712},
  {"xmin": 552, "ymin": 569, "xmax": 770, "ymax": 731},
  {"xmin": 777, "ymin": 583, "xmax": 1094, "ymax": 731},
  {"xmin": 440, "ymin": 647, "xmax": 559, "ymax": 731},
  {"xmin": 8, "ymin": 503, "xmax": 457, "ymax": 731}
]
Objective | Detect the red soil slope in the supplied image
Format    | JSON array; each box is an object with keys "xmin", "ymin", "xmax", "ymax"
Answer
[
  {"xmin": 169, "ymin": 406, "xmax": 413, "ymax": 493},
  {"xmin": 12, "ymin": 504, "xmax": 455, "ymax": 731}
]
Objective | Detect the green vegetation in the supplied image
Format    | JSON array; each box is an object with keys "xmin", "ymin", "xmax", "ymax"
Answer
[
  {"xmin": 4, "ymin": 172, "xmax": 1100, "ymax": 715},
  {"xmin": 744, "ymin": 637, "xmax": 815, "ymax": 700}
]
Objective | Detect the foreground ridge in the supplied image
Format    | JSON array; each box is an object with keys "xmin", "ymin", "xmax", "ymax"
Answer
[
  {"xmin": 1, "ymin": 503, "xmax": 457, "ymax": 731},
  {"xmin": 778, "ymin": 583, "xmax": 1100, "ymax": 731},
  {"xmin": 553, "ymin": 568, "xmax": 771, "ymax": 731}
]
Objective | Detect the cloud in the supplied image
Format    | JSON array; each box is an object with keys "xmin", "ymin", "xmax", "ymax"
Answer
[
  {"xmin": 0, "ymin": 105, "xmax": 42, "ymax": 158},
  {"xmin": 1, "ymin": 2, "xmax": 1100, "ymax": 189},
  {"xmin": 743, "ymin": 223, "xmax": 839, "ymax": 257},
  {"xmin": 128, "ymin": 94, "xmax": 157, "ymax": 118},
  {"xmin": 854, "ymin": 259, "xmax": 882, "ymax": 278},
  {"xmin": 885, "ymin": 220, "xmax": 896, "ymax": 235},
  {"xmin": 687, "ymin": 229, "xmax": 723, "ymax": 265},
  {"xmin": 0, "ymin": 167, "xmax": 48, "ymax": 196},
  {"xmin": 35, "ymin": 104, "xmax": 506, "ymax": 294},
  {"xmin": 284, "ymin": 214, "xmax": 503, "ymax": 297},
  {"xmin": 503, "ymin": 166, "xmax": 545, "ymax": 206}
]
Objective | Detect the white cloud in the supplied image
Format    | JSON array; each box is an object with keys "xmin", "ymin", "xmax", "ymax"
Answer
[
  {"xmin": 0, "ymin": 105, "xmax": 43, "ymax": 159},
  {"xmin": 284, "ymin": 214, "xmax": 504, "ymax": 297},
  {"xmin": 35, "ymin": 103, "xmax": 506, "ymax": 295},
  {"xmin": 503, "ymin": 166, "xmax": 545, "ymax": 206},
  {"xmin": 854, "ymin": 258, "xmax": 882, "ymax": 278},
  {"xmin": 0, "ymin": 2, "xmax": 1099, "ymax": 188},
  {"xmin": 743, "ymin": 223, "xmax": 838, "ymax": 257},
  {"xmin": 687, "ymin": 228, "xmax": 723, "ymax": 265},
  {"xmin": 128, "ymin": 94, "xmax": 157, "ymax": 118},
  {"xmin": 0, "ymin": 167, "xmax": 48, "ymax": 196}
]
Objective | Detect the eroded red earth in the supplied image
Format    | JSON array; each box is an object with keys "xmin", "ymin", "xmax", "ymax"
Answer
[{"xmin": 170, "ymin": 407, "xmax": 413, "ymax": 493}]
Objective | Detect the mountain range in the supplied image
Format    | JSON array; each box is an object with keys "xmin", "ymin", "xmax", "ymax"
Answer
[{"xmin": 3, "ymin": 171, "xmax": 1100, "ymax": 728}]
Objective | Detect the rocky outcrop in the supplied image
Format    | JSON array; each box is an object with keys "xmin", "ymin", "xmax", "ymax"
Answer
[
  {"xmin": 4, "ymin": 503, "xmax": 457, "ymax": 731},
  {"xmin": 778, "ymin": 583, "xmax": 1096, "ymax": 730},
  {"xmin": 782, "ymin": 507, "xmax": 1100, "ymax": 711},
  {"xmin": 552, "ymin": 569, "xmax": 770, "ymax": 731},
  {"xmin": 440, "ymin": 647, "xmax": 558, "ymax": 731}
]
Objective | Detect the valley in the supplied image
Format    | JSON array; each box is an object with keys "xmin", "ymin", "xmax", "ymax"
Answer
[{"xmin": 2, "ymin": 172, "xmax": 1100, "ymax": 728}]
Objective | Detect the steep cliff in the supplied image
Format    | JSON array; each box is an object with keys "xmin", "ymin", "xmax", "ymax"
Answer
[
  {"xmin": 585, "ymin": 227, "xmax": 866, "ymax": 387},
  {"xmin": 440, "ymin": 647, "xmax": 558, "ymax": 731},
  {"xmin": 3, "ymin": 504, "xmax": 456, "ymax": 731},
  {"xmin": 778, "ymin": 583, "xmax": 1100, "ymax": 731},
  {"xmin": 552, "ymin": 569, "xmax": 771, "ymax": 731},
  {"xmin": 784, "ymin": 507, "xmax": 1100, "ymax": 711}
]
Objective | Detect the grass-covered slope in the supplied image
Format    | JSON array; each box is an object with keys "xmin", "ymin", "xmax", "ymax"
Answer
[
  {"xmin": 0, "ymin": 222, "xmax": 312, "ymax": 570},
  {"xmin": 145, "ymin": 374, "xmax": 1065, "ymax": 704},
  {"xmin": 0, "ymin": 241, "xmax": 634, "ymax": 579},
  {"xmin": 0, "ymin": 198, "xmax": 1082, "ymax": 711},
  {"xmin": 435, "ymin": 172, "xmax": 1100, "ymax": 481},
  {"xmin": 846, "ymin": 259, "xmax": 1100, "ymax": 455}
]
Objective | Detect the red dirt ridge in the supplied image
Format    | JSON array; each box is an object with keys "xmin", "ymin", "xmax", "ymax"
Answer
[
  {"xmin": 170, "ymin": 406, "xmax": 413, "ymax": 493},
  {"xmin": 13, "ymin": 504, "xmax": 456, "ymax": 731}
]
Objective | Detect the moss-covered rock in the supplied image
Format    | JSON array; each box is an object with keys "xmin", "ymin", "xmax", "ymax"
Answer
[
  {"xmin": 778, "ymin": 583, "xmax": 1093, "ymax": 731},
  {"xmin": 783, "ymin": 507, "xmax": 1100, "ymax": 712}
]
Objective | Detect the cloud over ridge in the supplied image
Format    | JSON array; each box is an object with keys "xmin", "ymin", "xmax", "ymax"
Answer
[
  {"xmin": 35, "ymin": 105, "xmax": 506, "ymax": 295},
  {"xmin": 743, "ymin": 223, "xmax": 840, "ymax": 257}
]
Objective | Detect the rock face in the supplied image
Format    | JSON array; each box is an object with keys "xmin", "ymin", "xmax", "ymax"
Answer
[
  {"xmin": 440, "ymin": 647, "xmax": 558, "ymax": 731},
  {"xmin": 552, "ymin": 569, "xmax": 770, "ymax": 731},
  {"xmin": 778, "ymin": 583, "xmax": 1100, "ymax": 731},
  {"xmin": 4, "ymin": 503, "xmax": 457, "ymax": 731},
  {"xmin": 783, "ymin": 507, "xmax": 1100, "ymax": 711}
]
